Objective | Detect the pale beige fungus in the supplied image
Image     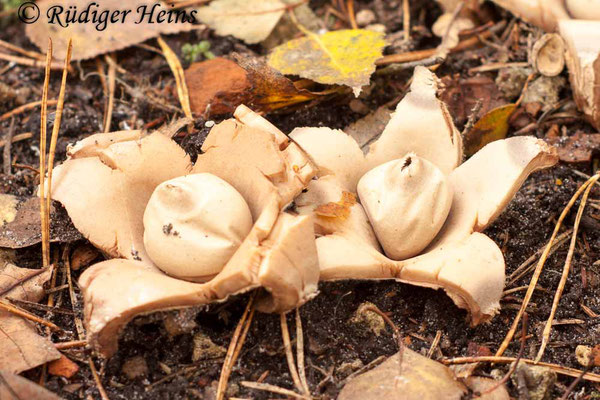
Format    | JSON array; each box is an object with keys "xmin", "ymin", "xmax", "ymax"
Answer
[{"xmin": 143, "ymin": 173, "xmax": 253, "ymax": 282}]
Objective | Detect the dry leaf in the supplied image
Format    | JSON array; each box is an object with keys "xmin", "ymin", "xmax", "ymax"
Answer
[
  {"xmin": 344, "ymin": 106, "xmax": 393, "ymax": 152},
  {"xmin": 25, "ymin": 0, "xmax": 196, "ymax": 60},
  {"xmin": 0, "ymin": 195, "xmax": 81, "ymax": 249},
  {"xmin": 339, "ymin": 348, "xmax": 466, "ymax": 400},
  {"xmin": 464, "ymin": 104, "xmax": 517, "ymax": 156},
  {"xmin": 268, "ymin": 29, "xmax": 386, "ymax": 95},
  {"xmin": 464, "ymin": 377, "xmax": 510, "ymax": 400},
  {"xmin": 440, "ymin": 75, "xmax": 507, "ymax": 127},
  {"xmin": 545, "ymin": 131, "xmax": 600, "ymax": 163},
  {"xmin": 315, "ymin": 191, "xmax": 356, "ymax": 219},
  {"xmin": 0, "ymin": 263, "xmax": 61, "ymax": 373},
  {"xmin": 48, "ymin": 354, "xmax": 80, "ymax": 378},
  {"xmin": 0, "ymin": 371, "xmax": 61, "ymax": 400},
  {"xmin": 196, "ymin": 0, "xmax": 285, "ymax": 44},
  {"xmin": 185, "ymin": 56, "xmax": 321, "ymax": 116}
]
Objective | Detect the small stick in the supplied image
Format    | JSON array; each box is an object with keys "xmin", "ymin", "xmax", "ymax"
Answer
[
  {"xmin": 0, "ymin": 39, "xmax": 45, "ymax": 60},
  {"xmin": 364, "ymin": 305, "xmax": 403, "ymax": 366},
  {"xmin": 0, "ymin": 51, "xmax": 65, "ymax": 70},
  {"xmin": 296, "ymin": 308, "xmax": 310, "ymax": 395},
  {"xmin": 0, "ymin": 267, "xmax": 51, "ymax": 297},
  {"xmin": 7, "ymin": 298, "xmax": 75, "ymax": 315},
  {"xmin": 536, "ymin": 174, "xmax": 600, "ymax": 362},
  {"xmin": 443, "ymin": 356, "xmax": 600, "ymax": 383},
  {"xmin": 39, "ymin": 39, "xmax": 52, "ymax": 269},
  {"xmin": 402, "ymin": 0, "xmax": 410, "ymax": 42},
  {"xmin": 103, "ymin": 54, "xmax": 116, "ymax": 132},
  {"xmin": 241, "ymin": 381, "xmax": 312, "ymax": 400},
  {"xmin": 0, "ymin": 100, "xmax": 58, "ymax": 122},
  {"xmin": 54, "ymin": 339, "xmax": 88, "ymax": 350},
  {"xmin": 3, "ymin": 117, "xmax": 15, "ymax": 175},
  {"xmin": 89, "ymin": 358, "xmax": 110, "ymax": 400},
  {"xmin": 0, "ymin": 300, "xmax": 61, "ymax": 331},
  {"xmin": 496, "ymin": 174, "xmax": 600, "ymax": 357},
  {"xmin": 346, "ymin": 0, "xmax": 357, "ymax": 29},
  {"xmin": 376, "ymin": 21, "xmax": 506, "ymax": 66},
  {"xmin": 280, "ymin": 312, "xmax": 304, "ymax": 394},
  {"xmin": 216, "ymin": 294, "xmax": 256, "ymax": 400},
  {"xmin": 0, "ymin": 132, "xmax": 33, "ymax": 149},
  {"xmin": 427, "ymin": 330, "xmax": 442, "ymax": 358}
]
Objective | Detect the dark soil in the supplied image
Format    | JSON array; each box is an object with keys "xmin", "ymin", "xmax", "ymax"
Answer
[{"xmin": 1, "ymin": 0, "xmax": 600, "ymax": 399}]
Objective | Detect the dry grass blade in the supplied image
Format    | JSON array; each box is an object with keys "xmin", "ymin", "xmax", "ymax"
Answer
[
  {"xmin": 103, "ymin": 54, "xmax": 116, "ymax": 132},
  {"xmin": 0, "ymin": 299, "xmax": 61, "ymax": 332},
  {"xmin": 0, "ymin": 51, "xmax": 65, "ymax": 70},
  {"xmin": 496, "ymin": 175, "xmax": 599, "ymax": 357},
  {"xmin": 346, "ymin": 0, "xmax": 357, "ymax": 29},
  {"xmin": 157, "ymin": 36, "xmax": 193, "ymax": 122},
  {"xmin": 280, "ymin": 312, "xmax": 304, "ymax": 394},
  {"xmin": 54, "ymin": 339, "xmax": 87, "ymax": 350},
  {"xmin": 39, "ymin": 39, "xmax": 52, "ymax": 269},
  {"xmin": 45, "ymin": 39, "xmax": 72, "ymax": 266},
  {"xmin": 536, "ymin": 173, "xmax": 600, "ymax": 362},
  {"xmin": 216, "ymin": 294, "xmax": 256, "ymax": 400},
  {"xmin": 296, "ymin": 308, "xmax": 310, "ymax": 395},
  {"xmin": 3, "ymin": 117, "xmax": 15, "ymax": 175},
  {"xmin": 241, "ymin": 381, "xmax": 312, "ymax": 400},
  {"xmin": 0, "ymin": 132, "xmax": 33, "ymax": 149},
  {"xmin": 427, "ymin": 330, "xmax": 442, "ymax": 358}
]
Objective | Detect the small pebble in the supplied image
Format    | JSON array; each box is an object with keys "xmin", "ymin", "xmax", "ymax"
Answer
[
  {"xmin": 122, "ymin": 356, "xmax": 148, "ymax": 380},
  {"xmin": 205, "ymin": 120, "xmax": 215, "ymax": 128},
  {"xmin": 356, "ymin": 9, "xmax": 376, "ymax": 27}
]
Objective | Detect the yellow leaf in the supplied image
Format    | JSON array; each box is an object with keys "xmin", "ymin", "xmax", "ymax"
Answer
[
  {"xmin": 464, "ymin": 104, "xmax": 517, "ymax": 156},
  {"xmin": 268, "ymin": 29, "xmax": 386, "ymax": 95}
]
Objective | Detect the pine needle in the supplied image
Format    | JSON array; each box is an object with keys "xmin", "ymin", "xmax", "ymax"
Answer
[
  {"xmin": 39, "ymin": 39, "xmax": 52, "ymax": 269},
  {"xmin": 496, "ymin": 174, "xmax": 600, "ymax": 357},
  {"xmin": 536, "ymin": 173, "xmax": 600, "ymax": 361},
  {"xmin": 156, "ymin": 36, "xmax": 193, "ymax": 122},
  {"xmin": 281, "ymin": 312, "xmax": 304, "ymax": 393}
]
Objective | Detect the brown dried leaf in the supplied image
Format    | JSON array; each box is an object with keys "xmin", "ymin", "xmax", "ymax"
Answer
[
  {"xmin": 464, "ymin": 377, "xmax": 509, "ymax": 400},
  {"xmin": 339, "ymin": 348, "xmax": 466, "ymax": 400},
  {"xmin": 0, "ymin": 371, "xmax": 61, "ymax": 400},
  {"xmin": 315, "ymin": 191, "xmax": 356, "ymax": 219},
  {"xmin": 545, "ymin": 131, "xmax": 600, "ymax": 163},
  {"xmin": 48, "ymin": 354, "xmax": 80, "ymax": 378},
  {"xmin": 185, "ymin": 56, "xmax": 322, "ymax": 116},
  {"xmin": 440, "ymin": 75, "xmax": 506, "ymax": 126},
  {"xmin": 25, "ymin": 0, "xmax": 196, "ymax": 61},
  {"xmin": 0, "ymin": 195, "xmax": 82, "ymax": 249},
  {"xmin": 0, "ymin": 264, "xmax": 61, "ymax": 373},
  {"xmin": 344, "ymin": 106, "xmax": 393, "ymax": 152},
  {"xmin": 464, "ymin": 104, "xmax": 517, "ymax": 156}
]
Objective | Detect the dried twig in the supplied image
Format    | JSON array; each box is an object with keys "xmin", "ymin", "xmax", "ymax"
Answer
[
  {"xmin": 0, "ymin": 39, "xmax": 45, "ymax": 60},
  {"xmin": 281, "ymin": 312, "xmax": 304, "ymax": 394},
  {"xmin": 364, "ymin": 305, "xmax": 403, "ymax": 366},
  {"xmin": 496, "ymin": 174, "xmax": 600, "ymax": 357},
  {"xmin": 89, "ymin": 358, "xmax": 110, "ymax": 400},
  {"xmin": 0, "ymin": 51, "xmax": 65, "ymax": 70},
  {"xmin": 402, "ymin": 0, "xmax": 410, "ymax": 42},
  {"xmin": 296, "ymin": 308, "xmax": 310, "ymax": 395},
  {"xmin": 0, "ymin": 132, "xmax": 32, "ymax": 149},
  {"xmin": 376, "ymin": 21, "xmax": 506, "ymax": 66},
  {"xmin": 427, "ymin": 330, "xmax": 442, "ymax": 358},
  {"xmin": 216, "ymin": 294, "xmax": 256, "ymax": 400},
  {"xmin": 346, "ymin": 0, "xmax": 357, "ymax": 29},
  {"xmin": 241, "ymin": 381, "xmax": 312, "ymax": 400},
  {"xmin": 2, "ymin": 117, "xmax": 15, "ymax": 175},
  {"xmin": 54, "ymin": 339, "xmax": 88, "ymax": 350},
  {"xmin": 536, "ymin": 174, "xmax": 600, "ymax": 361},
  {"xmin": 0, "ymin": 100, "xmax": 57, "ymax": 122},
  {"xmin": 443, "ymin": 356, "xmax": 600, "ymax": 383},
  {"xmin": 0, "ymin": 299, "xmax": 61, "ymax": 331}
]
